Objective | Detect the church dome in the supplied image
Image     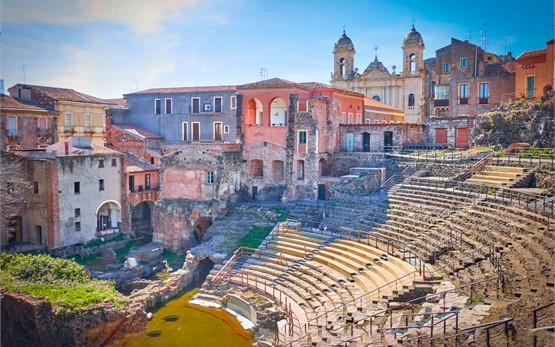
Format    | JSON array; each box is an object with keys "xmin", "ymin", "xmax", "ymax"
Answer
[
  {"xmin": 364, "ymin": 56, "xmax": 390, "ymax": 74},
  {"xmin": 334, "ymin": 31, "xmax": 355, "ymax": 52},
  {"xmin": 403, "ymin": 25, "xmax": 424, "ymax": 46}
]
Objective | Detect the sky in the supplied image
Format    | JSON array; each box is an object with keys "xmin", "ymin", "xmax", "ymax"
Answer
[{"xmin": 1, "ymin": 0, "xmax": 554, "ymax": 99}]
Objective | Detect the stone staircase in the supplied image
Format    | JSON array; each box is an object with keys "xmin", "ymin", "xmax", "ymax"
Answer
[{"xmin": 466, "ymin": 165, "xmax": 529, "ymax": 187}]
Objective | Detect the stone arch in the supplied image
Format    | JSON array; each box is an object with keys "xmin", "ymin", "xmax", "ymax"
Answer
[
  {"xmin": 246, "ymin": 98, "xmax": 263, "ymax": 125},
  {"xmin": 409, "ymin": 53, "xmax": 416, "ymax": 73},
  {"xmin": 270, "ymin": 97, "xmax": 287, "ymax": 126},
  {"xmin": 339, "ymin": 57, "xmax": 346, "ymax": 76},
  {"xmin": 193, "ymin": 217, "xmax": 212, "ymax": 243},
  {"xmin": 96, "ymin": 200, "xmax": 122, "ymax": 232},
  {"xmin": 408, "ymin": 93, "xmax": 415, "ymax": 107},
  {"xmin": 131, "ymin": 201, "xmax": 154, "ymax": 242}
]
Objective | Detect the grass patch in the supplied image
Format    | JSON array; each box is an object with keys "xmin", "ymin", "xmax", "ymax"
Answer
[
  {"xmin": 83, "ymin": 233, "xmax": 125, "ymax": 248},
  {"xmin": 0, "ymin": 253, "xmax": 127, "ymax": 313},
  {"xmin": 161, "ymin": 250, "xmax": 186, "ymax": 270},
  {"xmin": 71, "ymin": 252, "xmax": 101, "ymax": 265},
  {"xmin": 115, "ymin": 239, "xmax": 139, "ymax": 262},
  {"xmin": 239, "ymin": 225, "xmax": 274, "ymax": 248}
]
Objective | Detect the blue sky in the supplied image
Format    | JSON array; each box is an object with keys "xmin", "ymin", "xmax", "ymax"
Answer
[{"xmin": 2, "ymin": 0, "xmax": 554, "ymax": 98}]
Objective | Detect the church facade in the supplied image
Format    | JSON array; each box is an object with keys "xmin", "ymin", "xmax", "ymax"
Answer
[{"xmin": 330, "ymin": 26, "xmax": 431, "ymax": 123}]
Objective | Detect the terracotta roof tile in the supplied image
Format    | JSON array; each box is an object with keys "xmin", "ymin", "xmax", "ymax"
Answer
[
  {"xmin": 104, "ymin": 98, "xmax": 127, "ymax": 108},
  {"xmin": 11, "ymin": 84, "xmax": 113, "ymax": 105},
  {"xmin": 132, "ymin": 86, "xmax": 237, "ymax": 94},
  {"xmin": 125, "ymin": 152, "xmax": 159, "ymax": 172},
  {"xmin": 364, "ymin": 97, "xmax": 404, "ymax": 114},
  {"xmin": 90, "ymin": 143, "xmax": 122, "ymax": 155},
  {"xmin": 112, "ymin": 124, "xmax": 163, "ymax": 139},
  {"xmin": 1, "ymin": 94, "xmax": 56, "ymax": 112},
  {"xmin": 516, "ymin": 48, "xmax": 547, "ymax": 60}
]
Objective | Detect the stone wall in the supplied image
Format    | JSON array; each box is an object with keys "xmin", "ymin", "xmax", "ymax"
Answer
[
  {"xmin": 1, "ymin": 290, "xmax": 147, "ymax": 347},
  {"xmin": 424, "ymin": 116, "xmax": 473, "ymax": 148},
  {"xmin": 48, "ymin": 236, "xmax": 129, "ymax": 259},
  {"xmin": 338, "ymin": 123, "xmax": 425, "ymax": 152},
  {"xmin": 329, "ymin": 173, "xmax": 381, "ymax": 197}
]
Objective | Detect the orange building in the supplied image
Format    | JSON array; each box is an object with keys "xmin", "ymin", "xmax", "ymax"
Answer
[{"xmin": 515, "ymin": 39, "xmax": 554, "ymax": 99}]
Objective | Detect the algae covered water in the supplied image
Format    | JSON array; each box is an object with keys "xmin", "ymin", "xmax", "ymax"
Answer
[{"xmin": 114, "ymin": 288, "xmax": 253, "ymax": 347}]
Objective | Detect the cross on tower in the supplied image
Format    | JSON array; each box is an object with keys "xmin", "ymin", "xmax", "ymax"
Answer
[
  {"xmin": 411, "ymin": 18, "xmax": 416, "ymax": 28},
  {"xmin": 342, "ymin": 24, "xmax": 346, "ymax": 35},
  {"xmin": 374, "ymin": 46, "xmax": 378, "ymax": 59}
]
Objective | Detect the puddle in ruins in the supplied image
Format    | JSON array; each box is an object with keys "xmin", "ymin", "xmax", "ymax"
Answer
[{"xmin": 110, "ymin": 258, "xmax": 252, "ymax": 347}]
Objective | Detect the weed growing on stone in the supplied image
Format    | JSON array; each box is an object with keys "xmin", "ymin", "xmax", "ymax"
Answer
[
  {"xmin": 239, "ymin": 225, "xmax": 274, "ymax": 248},
  {"xmin": 0, "ymin": 253, "xmax": 127, "ymax": 312}
]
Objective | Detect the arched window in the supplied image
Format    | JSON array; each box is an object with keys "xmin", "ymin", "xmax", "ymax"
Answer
[
  {"xmin": 408, "ymin": 94, "xmax": 415, "ymax": 107},
  {"xmin": 246, "ymin": 98, "xmax": 263, "ymax": 125},
  {"xmin": 272, "ymin": 160, "xmax": 284, "ymax": 181},
  {"xmin": 409, "ymin": 54, "xmax": 416, "ymax": 73},
  {"xmin": 339, "ymin": 58, "xmax": 346, "ymax": 76},
  {"xmin": 372, "ymin": 95, "xmax": 380, "ymax": 102},
  {"xmin": 270, "ymin": 98, "xmax": 287, "ymax": 126}
]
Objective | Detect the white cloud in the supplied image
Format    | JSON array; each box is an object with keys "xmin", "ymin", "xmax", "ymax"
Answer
[{"xmin": 2, "ymin": 0, "xmax": 231, "ymax": 34}]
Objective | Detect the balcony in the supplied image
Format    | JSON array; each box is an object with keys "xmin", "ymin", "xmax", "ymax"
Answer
[
  {"xmin": 434, "ymin": 99, "xmax": 449, "ymax": 107},
  {"xmin": 459, "ymin": 98, "xmax": 468, "ymax": 105},
  {"xmin": 59, "ymin": 125, "xmax": 73, "ymax": 133},
  {"xmin": 6, "ymin": 129, "xmax": 19, "ymax": 138},
  {"xmin": 478, "ymin": 98, "xmax": 489, "ymax": 105}
]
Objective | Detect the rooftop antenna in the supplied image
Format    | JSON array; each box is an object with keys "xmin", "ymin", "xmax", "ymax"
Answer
[
  {"xmin": 129, "ymin": 79, "xmax": 138, "ymax": 92},
  {"xmin": 19, "ymin": 64, "xmax": 27, "ymax": 83},
  {"xmin": 480, "ymin": 22, "xmax": 488, "ymax": 51},
  {"xmin": 259, "ymin": 68, "xmax": 268, "ymax": 80},
  {"xmin": 467, "ymin": 30, "xmax": 472, "ymax": 43}
]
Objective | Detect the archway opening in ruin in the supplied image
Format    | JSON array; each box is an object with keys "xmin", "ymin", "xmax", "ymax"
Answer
[
  {"xmin": 196, "ymin": 257, "xmax": 216, "ymax": 287},
  {"xmin": 193, "ymin": 217, "xmax": 213, "ymax": 244},
  {"xmin": 131, "ymin": 201, "xmax": 154, "ymax": 244},
  {"xmin": 96, "ymin": 200, "xmax": 122, "ymax": 232},
  {"xmin": 319, "ymin": 158, "xmax": 330, "ymax": 176}
]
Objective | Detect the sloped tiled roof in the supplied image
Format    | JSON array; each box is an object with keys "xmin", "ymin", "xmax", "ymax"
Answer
[
  {"xmin": 112, "ymin": 124, "xmax": 163, "ymax": 139},
  {"xmin": 0, "ymin": 94, "xmax": 56, "ymax": 112},
  {"xmin": 104, "ymin": 98, "xmax": 127, "ymax": 108},
  {"xmin": 239, "ymin": 78, "xmax": 310, "ymax": 90},
  {"xmin": 298, "ymin": 82, "xmax": 332, "ymax": 89},
  {"xmin": 90, "ymin": 143, "xmax": 122, "ymax": 154},
  {"xmin": 364, "ymin": 97, "xmax": 404, "ymax": 115},
  {"xmin": 125, "ymin": 152, "xmax": 159, "ymax": 173},
  {"xmin": 132, "ymin": 86, "xmax": 236, "ymax": 94},
  {"xmin": 516, "ymin": 48, "xmax": 547, "ymax": 60},
  {"xmin": 484, "ymin": 62, "xmax": 515, "ymax": 75},
  {"xmin": 11, "ymin": 84, "xmax": 113, "ymax": 105}
]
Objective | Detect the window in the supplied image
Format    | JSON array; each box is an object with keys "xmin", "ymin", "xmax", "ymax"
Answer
[
  {"xmin": 348, "ymin": 113, "xmax": 353, "ymax": 124},
  {"xmin": 33, "ymin": 181, "xmax": 39, "ymax": 194},
  {"xmin": 129, "ymin": 175, "xmax": 135, "ymax": 192},
  {"xmin": 214, "ymin": 97, "xmax": 222, "ymax": 113},
  {"xmin": 64, "ymin": 114, "xmax": 72, "ymax": 127},
  {"xmin": 192, "ymin": 97, "xmax": 200, "ymax": 113},
  {"xmin": 154, "ymin": 99, "xmax": 161, "ymax": 114},
  {"xmin": 75, "ymin": 222, "xmax": 81, "ymax": 232},
  {"xmin": 408, "ymin": 94, "xmax": 415, "ymax": 107},
  {"xmin": 298, "ymin": 130, "xmax": 307, "ymax": 144},
  {"xmin": 526, "ymin": 76, "xmax": 535, "ymax": 98},
  {"xmin": 479, "ymin": 83, "xmax": 489, "ymax": 104},
  {"xmin": 99, "ymin": 179, "xmax": 104, "ymax": 191},
  {"xmin": 75, "ymin": 208, "xmax": 81, "ymax": 218},
  {"xmin": 341, "ymin": 112, "xmax": 346, "ymax": 124},
  {"xmin": 165, "ymin": 98, "xmax": 172, "ymax": 114},
  {"xmin": 111, "ymin": 158, "xmax": 117, "ymax": 167},
  {"xmin": 356, "ymin": 114, "xmax": 361, "ymax": 124},
  {"xmin": 192, "ymin": 122, "xmax": 200, "ymax": 141},
  {"xmin": 459, "ymin": 84, "xmax": 469, "ymax": 104},
  {"xmin": 230, "ymin": 96, "xmax": 237, "ymax": 109},
  {"xmin": 84, "ymin": 114, "xmax": 92, "ymax": 128},
  {"xmin": 410, "ymin": 53, "xmax": 416, "ymax": 73},
  {"xmin": 98, "ymin": 158, "xmax": 104, "ymax": 168},
  {"xmin": 443, "ymin": 63, "xmax": 450, "ymax": 73},
  {"xmin": 38, "ymin": 118, "xmax": 47, "ymax": 130},
  {"xmin": 297, "ymin": 160, "xmax": 305, "ymax": 180},
  {"xmin": 460, "ymin": 57, "xmax": 467, "ymax": 69},
  {"xmin": 372, "ymin": 95, "xmax": 380, "ymax": 102},
  {"xmin": 434, "ymin": 85, "xmax": 450, "ymax": 100},
  {"xmin": 74, "ymin": 182, "xmax": 80, "ymax": 194},
  {"xmin": 223, "ymin": 125, "xmax": 230, "ymax": 134},
  {"xmin": 145, "ymin": 174, "xmax": 151, "ymax": 190},
  {"xmin": 182, "ymin": 122, "xmax": 188, "ymax": 141},
  {"xmin": 339, "ymin": 57, "xmax": 346, "ymax": 76},
  {"xmin": 206, "ymin": 171, "xmax": 214, "ymax": 185},
  {"xmin": 252, "ymin": 159, "xmax": 263, "ymax": 178},
  {"xmin": 150, "ymin": 158, "xmax": 155, "ymax": 164},
  {"xmin": 214, "ymin": 122, "xmax": 222, "ymax": 141}
]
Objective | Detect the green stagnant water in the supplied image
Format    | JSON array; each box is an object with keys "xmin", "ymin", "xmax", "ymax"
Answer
[{"xmin": 112, "ymin": 288, "xmax": 253, "ymax": 347}]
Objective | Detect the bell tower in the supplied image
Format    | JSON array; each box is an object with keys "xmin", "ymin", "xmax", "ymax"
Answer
[
  {"xmin": 332, "ymin": 30, "xmax": 356, "ymax": 81},
  {"xmin": 402, "ymin": 25, "xmax": 425, "ymax": 76}
]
